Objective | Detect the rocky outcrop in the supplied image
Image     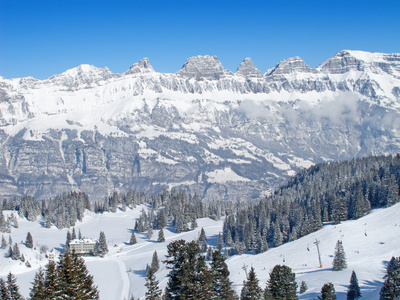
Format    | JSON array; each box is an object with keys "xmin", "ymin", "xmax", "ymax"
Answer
[{"xmin": 0, "ymin": 50, "xmax": 399, "ymax": 201}]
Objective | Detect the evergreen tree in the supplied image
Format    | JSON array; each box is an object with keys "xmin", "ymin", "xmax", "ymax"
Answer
[
  {"xmin": 157, "ymin": 228, "xmax": 165, "ymax": 242},
  {"xmin": 65, "ymin": 230, "xmax": 71, "ymax": 252},
  {"xmin": 150, "ymin": 251, "xmax": 160, "ymax": 273},
  {"xmin": 265, "ymin": 264, "xmax": 297, "ymax": 299},
  {"xmin": 1, "ymin": 235, "xmax": 6, "ymax": 249},
  {"xmin": 145, "ymin": 268, "xmax": 162, "ymax": 300},
  {"xmin": 300, "ymin": 280, "xmax": 308, "ymax": 294},
  {"xmin": 7, "ymin": 245, "xmax": 13, "ymax": 258},
  {"xmin": 217, "ymin": 233, "xmax": 224, "ymax": 252},
  {"xmin": 379, "ymin": 256, "xmax": 400, "ymax": 300},
  {"xmin": 44, "ymin": 260, "xmax": 57, "ymax": 299},
  {"xmin": 79, "ymin": 228, "xmax": 83, "ymax": 240},
  {"xmin": 12, "ymin": 243, "xmax": 20, "ymax": 260},
  {"xmin": 29, "ymin": 267, "xmax": 46, "ymax": 300},
  {"xmin": 210, "ymin": 250, "xmax": 237, "ymax": 300},
  {"xmin": 148, "ymin": 226, "xmax": 153, "ymax": 239},
  {"xmin": 318, "ymin": 282, "xmax": 336, "ymax": 300},
  {"xmin": 26, "ymin": 232, "xmax": 33, "ymax": 248},
  {"xmin": 72, "ymin": 227, "xmax": 77, "ymax": 240},
  {"xmin": 129, "ymin": 232, "xmax": 137, "ymax": 244},
  {"xmin": 0, "ymin": 278, "xmax": 10, "ymax": 300},
  {"xmin": 240, "ymin": 267, "xmax": 263, "ymax": 300},
  {"xmin": 55, "ymin": 251, "xmax": 99, "ymax": 299},
  {"xmin": 164, "ymin": 239, "xmax": 213, "ymax": 299},
  {"xmin": 7, "ymin": 272, "xmax": 23, "ymax": 300},
  {"xmin": 332, "ymin": 240, "xmax": 347, "ymax": 271},
  {"xmin": 347, "ymin": 270, "xmax": 361, "ymax": 300},
  {"xmin": 97, "ymin": 231, "xmax": 108, "ymax": 256},
  {"xmin": 71, "ymin": 251, "xmax": 100, "ymax": 299}
]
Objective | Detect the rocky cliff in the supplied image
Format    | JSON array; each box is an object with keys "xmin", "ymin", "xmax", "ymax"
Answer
[{"xmin": 0, "ymin": 50, "xmax": 399, "ymax": 201}]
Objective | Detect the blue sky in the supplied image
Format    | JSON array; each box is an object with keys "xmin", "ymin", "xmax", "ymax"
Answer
[{"xmin": 1, "ymin": 0, "xmax": 399, "ymax": 79}]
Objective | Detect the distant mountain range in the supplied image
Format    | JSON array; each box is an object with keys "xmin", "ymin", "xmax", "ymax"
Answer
[{"xmin": 0, "ymin": 50, "xmax": 399, "ymax": 201}]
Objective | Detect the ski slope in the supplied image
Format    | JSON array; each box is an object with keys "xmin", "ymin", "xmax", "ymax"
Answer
[{"xmin": 1, "ymin": 202, "xmax": 400, "ymax": 299}]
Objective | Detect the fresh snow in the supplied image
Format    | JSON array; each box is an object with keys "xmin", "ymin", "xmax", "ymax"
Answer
[{"xmin": 1, "ymin": 203, "xmax": 400, "ymax": 299}]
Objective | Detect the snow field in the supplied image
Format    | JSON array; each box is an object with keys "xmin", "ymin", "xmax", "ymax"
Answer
[{"xmin": 1, "ymin": 202, "xmax": 400, "ymax": 299}]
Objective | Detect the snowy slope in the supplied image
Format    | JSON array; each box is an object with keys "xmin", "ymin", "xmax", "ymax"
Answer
[{"xmin": 1, "ymin": 202, "xmax": 400, "ymax": 299}]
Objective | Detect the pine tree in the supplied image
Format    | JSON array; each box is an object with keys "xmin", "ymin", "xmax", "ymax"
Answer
[
  {"xmin": 266, "ymin": 264, "xmax": 297, "ymax": 299},
  {"xmin": 164, "ymin": 239, "xmax": 187, "ymax": 299},
  {"xmin": 129, "ymin": 232, "xmax": 137, "ymax": 244},
  {"xmin": 30, "ymin": 267, "xmax": 47, "ymax": 300},
  {"xmin": 26, "ymin": 232, "xmax": 33, "ymax": 248},
  {"xmin": 150, "ymin": 251, "xmax": 160, "ymax": 273},
  {"xmin": 12, "ymin": 243, "xmax": 20, "ymax": 260},
  {"xmin": 347, "ymin": 270, "xmax": 361, "ymax": 300},
  {"xmin": 79, "ymin": 228, "xmax": 83, "ymax": 239},
  {"xmin": 318, "ymin": 282, "xmax": 336, "ymax": 300},
  {"xmin": 240, "ymin": 266, "xmax": 262, "ymax": 300},
  {"xmin": 157, "ymin": 228, "xmax": 165, "ymax": 242},
  {"xmin": 71, "ymin": 251, "xmax": 100, "ymax": 299},
  {"xmin": 7, "ymin": 245, "xmax": 13, "ymax": 258},
  {"xmin": 44, "ymin": 260, "xmax": 57, "ymax": 299},
  {"xmin": 145, "ymin": 268, "xmax": 162, "ymax": 300},
  {"xmin": 210, "ymin": 250, "xmax": 237, "ymax": 300},
  {"xmin": 65, "ymin": 230, "xmax": 71, "ymax": 252},
  {"xmin": 164, "ymin": 239, "xmax": 212, "ymax": 299},
  {"xmin": 148, "ymin": 226, "xmax": 153, "ymax": 239},
  {"xmin": 1, "ymin": 235, "xmax": 6, "ymax": 249},
  {"xmin": 97, "ymin": 231, "xmax": 108, "ymax": 256},
  {"xmin": 332, "ymin": 240, "xmax": 347, "ymax": 271},
  {"xmin": 72, "ymin": 227, "xmax": 77, "ymax": 240},
  {"xmin": 7, "ymin": 272, "xmax": 23, "ymax": 300},
  {"xmin": 0, "ymin": 278, "xmax": 10, "ymax": 300},
  {"xmin": 300, "ymin": 280, "xmax": 308, "ymax": 294},
  {"xmin": 206, "ymin": 246, "xmax": 213, "ymax": 260},
  {"xmin": 217, "ymin": 233, "xmax": 224, "ymax": 252},
  {"xmin": 379, "ymin": 256, "xmax": 400, "ymax": 300}
]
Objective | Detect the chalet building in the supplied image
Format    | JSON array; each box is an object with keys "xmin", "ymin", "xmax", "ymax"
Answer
[{"xmin": 69, "ymin": 238, "xmax": 96, "ymax": 256}]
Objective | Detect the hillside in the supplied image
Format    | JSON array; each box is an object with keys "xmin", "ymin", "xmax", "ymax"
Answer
[
  {"xmin": 1, "ymin": 50, "xmax": 400, "ymax": 201},
  {"xmin": 1, "ymin": 202, "xmax": 400, "ymax": 299}
]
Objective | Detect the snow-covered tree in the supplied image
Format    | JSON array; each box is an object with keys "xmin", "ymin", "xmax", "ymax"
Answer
[
  {"xmin": 157, "ymin": 228, "xmax": 165, "ymax": 242},
  {"xmin": 300, "ymin": 280, "xmax": 308, "ymax": 294},
  {"xmin": 150, "ymin": 251, "xmax": 160, "ymax": 273},
  {"xmin": 210, "ymin": 250, "xmax": 237, "ymax": 300},
  {"xmin": 145, "ymin": 268, "xmax": 162, "ymax": 300},
  {"xmin": 29, "ymin": 267, "xmax": 46, "ymax": 299},
  {"xmin": 129, "ymin": 232, "xmax": 137, "ymax": 244},
  {"xmin": 7, "ymin": 272, "xmax": 23, "ymax": 300},
  {"xmin": 379, "ymin": 256, "xmax": 400, "ymax": 300},
  {"xmin": 96, "ymin": 231, "xmax": 108, "ymax": 256},
  {"xmin": 318, "ymin": 282, "xmax": 336, "ymax": 300},
  {"xmin": 12, "ymin": 243, "xmax": 20, "ymax": 260},
  {"xmin": 0, "ymin": 278, "xmax": 9, "ymax": 299},
  {"xmin": 347, "ymin": 270, "xmax": 361, "ymax": 300},
  {"xmin": 26, "ymin": 232, "xmax": 33, "ymax": 248},
  {"xmin": 332, "ymin": 240, "xmax": 347, "ymax": 271},
  {"xmin": 1, "ymin": 235, "xmax": 6, "ymax": 249}
]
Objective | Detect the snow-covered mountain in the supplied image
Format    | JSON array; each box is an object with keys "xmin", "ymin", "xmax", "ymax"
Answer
[
  {"xmin": 2, "ymin": 202, "xmax": 400, "ymax": 299},
  {"xmin": 0, "ymin": 50, "xmax": 400, "ymax": 200}
]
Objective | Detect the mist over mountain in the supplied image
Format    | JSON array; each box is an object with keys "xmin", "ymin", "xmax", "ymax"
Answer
[{"xmin": 0, "ymin": 50, "xmax": 400, "ymax": 201}]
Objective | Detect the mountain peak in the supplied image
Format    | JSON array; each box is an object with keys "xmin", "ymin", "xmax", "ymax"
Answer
[
  {"xmin": 176, "ymin": 55, "xmax": 233, "ymax": 80},
  {"xmin": 236, "ymin": 57, "xmax": 263, "ymax": 78},
  {"xmin": 318, "ymin": 50, "xmax": 400, "ymax": 75},
  {"xmin": 125, "ymin": 58, "xmax": 155, "ymax": 75},
  {"xmin": 47, "ymin": 64, "xmax": 115, "ymax": 88},
  {"xmin": 267, "ymin": 56, "xmax": 316, "ymax": 76}
]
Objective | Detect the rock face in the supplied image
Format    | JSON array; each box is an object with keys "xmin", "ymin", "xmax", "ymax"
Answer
[{"xmin": 0, "ymin": 50, "xmax": 400, "ymax": 201}]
